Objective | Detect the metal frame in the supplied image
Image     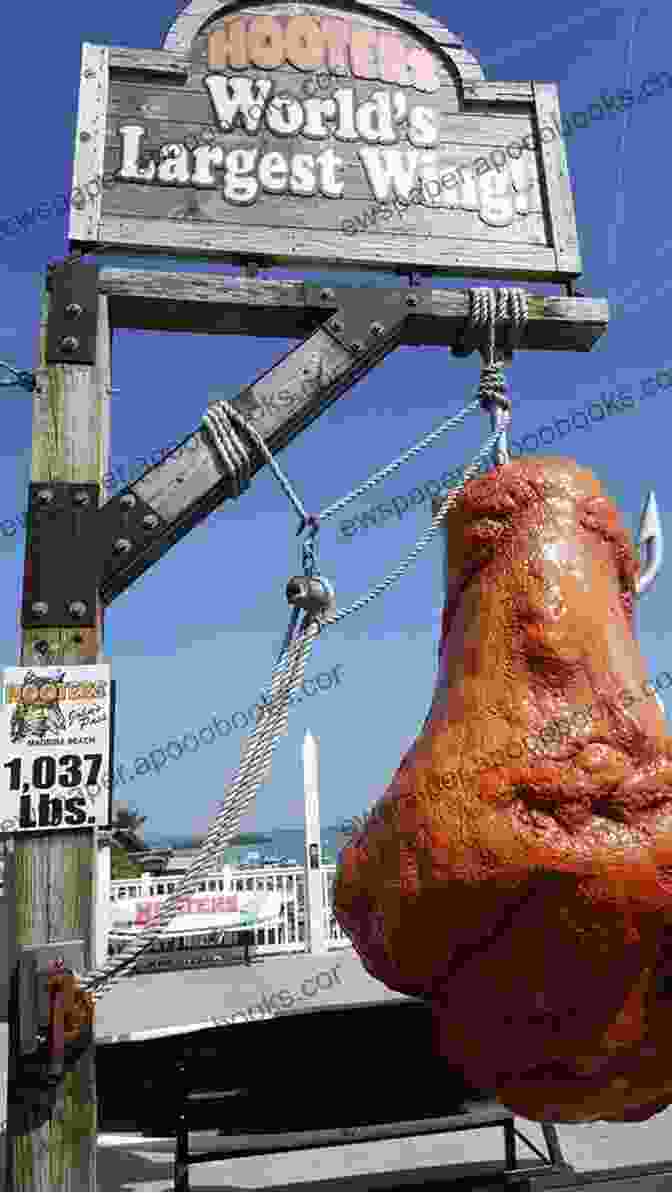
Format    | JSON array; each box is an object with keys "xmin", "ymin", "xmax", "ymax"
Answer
[{"xmin": 173, "ymin": 1062, "xmax": 575, "ymax": 1191}]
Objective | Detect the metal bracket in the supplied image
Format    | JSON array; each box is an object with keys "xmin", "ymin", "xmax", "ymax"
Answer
[
  {"xmin": 22, "ymin": 481, "xmax": 169, "ymax": 622},
  {"xmin": 96, "ymin": 485, "xmax": 169, "ymax": 605},
  {"xmin": 18, "ymin": 940, "xmax": 85, "ymax": 1058},
  {"xmin": 45, "ymin": 262, "xmax": 99, "ymax": 366},
  {"xmin": 304, "ymin": 284, "xmax": 415, "ymax": 356},
  {"xmin": 22, "ymin": 483, "xmax": 100, "ymax": 629}
]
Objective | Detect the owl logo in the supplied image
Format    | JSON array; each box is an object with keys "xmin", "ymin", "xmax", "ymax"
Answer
[{"xmin": 10, "ymin": 671, "xmax": 67, "ymax": 742}]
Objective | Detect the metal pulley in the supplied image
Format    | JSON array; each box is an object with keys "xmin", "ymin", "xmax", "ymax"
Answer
[{"xmin": 286, "ymin": 574, "xmax": 336, "ymax": 620}]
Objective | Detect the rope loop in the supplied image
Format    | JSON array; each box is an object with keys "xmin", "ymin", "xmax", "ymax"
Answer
[
  {"xmin": 466, "ymin": 287, "xmax": 528, "ymax": 467},
  {"xmin": 478, "ymin": 363, "xmax": 511, "ymax": 414}
]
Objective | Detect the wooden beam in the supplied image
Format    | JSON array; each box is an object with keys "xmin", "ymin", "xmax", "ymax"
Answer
[
  {"xmin": 98, "ymin": 304, "xmax": 407, "ymax": 604},
  {"xmin": 4, "ymin": 286, "xmax": 111, "ymax": 1191},
  {"xmin": 99, "ymin": 270, "xmax": 608, "ymax": 351}
]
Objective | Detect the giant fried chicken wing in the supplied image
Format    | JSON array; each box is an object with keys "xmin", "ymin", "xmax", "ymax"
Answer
[{"xmin": 334, "ymin": 458, "xmax": 672, "ymax": 1122}]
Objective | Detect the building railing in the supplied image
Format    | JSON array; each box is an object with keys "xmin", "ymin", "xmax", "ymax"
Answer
[{"xmin": 109, "ymin": 863, "xmax": 350, "ymax": 956}]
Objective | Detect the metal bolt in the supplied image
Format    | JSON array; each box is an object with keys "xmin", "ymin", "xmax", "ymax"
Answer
[
  {"xmin": 142, "ymin": 514, "xmax": 159, "ymax": 530},
  {"xmin": 64, "ymin": 303, "xmax": 83, "ymax": 320},
  {"xmin": 406, "ymin": 294, "xmax": 419, "ymax": 307},
  {"xmin": 60, "ymin": 336, "xmax": 80, "ymax": 353},
  {"xmin": 320, "ymin": 289, "xmax": 335, "ymax": 302},
  {"xmin": 73, "ymin": 490, "xmax": 90, "ymax": 506},
  {"xmin": 31, "ymin": 602, "xmax": 49, "ymax": 617},
  {"xmin": 34, "ymin": 640, "xmax": 50, "ymax": 655},
  {"xmin": 330, "ymin": 318, "xmax": 343, "ymax": 332},
  {"xmin": 71, "ymin": 193, "xmax": 86, "ymax": 210},
  {"xmin": 370, "ymin": 322, "xmax": 385, "ymax": 336},
  {"xmin": 80, "ymin": 132, "xmax": 91, "ymax": 142},
  {"xmin": 68, "ymin": 601, "xmax": 87, "ymax": 619},
  {"xmin": 350, "ymin": 341, "xmax": 364, "ymax": 353},
  {"xmin": 36, "ymin": 489, "xmax": 54, "ymax": 505},
  {"xmin": 113, "ymin": 538, "xmax": 132, "ymax": 554},
  {"xmin": 84, "ymin": 69, "xmax": 96, "ymax": 79},
  {"xmin": 120, "ymin": 494, "xmax": 136, "ymax": 510}
]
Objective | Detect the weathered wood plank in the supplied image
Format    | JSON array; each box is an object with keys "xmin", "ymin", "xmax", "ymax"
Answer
[
  {"xmin": 5, "ymin": 280, "xmax": 111, "ymax": 1191},
  {"xmin": 162, "ymin": 0, "xmax": 466, "ymax": 65},
  {"xmin": 94, "ymin": 215, "xmax": 563, "ymax": 278},
  {"xmin": 97, "ymin": 175, "xmax": 545, "ymax": 242},
  {"xmin": 107, "ymin": 77, "xmax": 545, "ymax": 138},
  {"xmin": 109, "ymin": 46, "xmax": 189, "ymax": 79},
  {"xmin": 69, "ymin": 45, "xmax": 108, "ymax": 244},
  {"xmin": 462, "ymin": 80, "xmax": 536, "ymax": 102},
  {"xmin": 97, "ymin": 270, "xmax": 607, "ymax": 349},
  {"xmin": 534, "ymin": 82, "xmax": 582, "ymax": 276},
  {"xmin": 106, "ymin": 66, "xmax": 466, "ymax": 123}
]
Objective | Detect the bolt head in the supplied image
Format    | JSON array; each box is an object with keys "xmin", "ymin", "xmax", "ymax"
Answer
[
  {"xmin": 65, "ymin": 303, "xmax": 83, "ymax": 320},
  {"xmin": 142, "ymin": 514, "xmax": 159, "ymax": 530},
  {"xmin": 60, "ymin": 336, "xmax": 80, "ymax": 353},
  {"xmin": 31, "ymin": 602, "xmax": 49, "ymax": 617},
  {"xmin": 320, "ymin": 289, "xmax": 335, "ymax": 302},
  {"xmin": 330, "ymin": 317, "xmax": 343, "ymax": 332},
  {"xmin": 120, "ymin": 494, "xmax": 136, "ymax": 510},
  {"xmin": 68, "ymin": 601, "xmax": 87, "ymax": 619},
  {"xmin": 370, "ymin": 322, "xmax": 384, "ymax": 336},
  {"xmin": 114, "ymin": 538, "xmax": 132, "ymax": 554},
  {"xmin": 73, "ymin": 490, "xmax": 90, "ymax": 506},
  {"xmin": 36, "ymin": 489, "xmax": 54, "ymax": 505},
  {"xmin": 406, "ymin": 294, "xmax": 419, "ymax": 307},
  {"xmin": 350, "ymin": 341, "xmax": 364, "ymax": 353}
]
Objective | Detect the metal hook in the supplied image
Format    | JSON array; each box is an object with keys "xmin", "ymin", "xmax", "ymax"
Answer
[{"xmin": 635, "ymin": 490, "xmax": 663, "ymax": 597}]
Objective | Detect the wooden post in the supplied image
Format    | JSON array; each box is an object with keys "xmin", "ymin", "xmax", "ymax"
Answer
[{"xmin": 4, "ymin": 275, "xmax": 111, "ymax": 1191}]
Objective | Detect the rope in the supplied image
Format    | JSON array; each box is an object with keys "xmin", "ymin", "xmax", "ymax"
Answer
[
  {"xmin": 81, "ymin": 432, "xmax": 495, "ymax": 1005},
  {"xmin": 80, "ymin": 618, "xmax": 320, "ymax": 999},
  {"xmin": 468, "ymin": 287, "xmax": 528, "ymax": 467},
  {"xmin": 0, "ymin": 362, "xmax": 36, "ymax": 393},
  {"xmin": 319, "ymin": 428, "xmax": 501, "ymax": 627},
  {"xmin": 204, "ymin": 395, "xmax": 483, "ymax": 529},
  {"xmin": 77, "ymin": 288, "xmax": 522, "ymax": 1004},
  {"xmin": 203, "ymin": 286, "xmax": 526, "ymax": 527}
]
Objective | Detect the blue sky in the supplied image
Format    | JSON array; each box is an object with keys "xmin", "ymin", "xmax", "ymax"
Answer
[{"xmin": 0, "ymin": 0, "xmax": 670, "ymax": 839}]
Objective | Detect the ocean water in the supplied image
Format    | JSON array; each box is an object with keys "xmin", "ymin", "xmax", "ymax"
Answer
[
  {"xmin": 222, "ymin": 825, "xmax": 346, "ymax": 866},
  {"xmin": 145, "ymin": 825, "xmax": 348, "ymax": 866}
]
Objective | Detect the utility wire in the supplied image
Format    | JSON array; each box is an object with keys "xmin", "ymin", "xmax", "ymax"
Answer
[{"xmin": 607, "ymin": 5, "xmax": 648, "ymax": 268}]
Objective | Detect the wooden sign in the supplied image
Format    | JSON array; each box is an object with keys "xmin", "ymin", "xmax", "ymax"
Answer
[{"xmin": 69, "ymin": 0, "xmax": 581, "ymax": 281}]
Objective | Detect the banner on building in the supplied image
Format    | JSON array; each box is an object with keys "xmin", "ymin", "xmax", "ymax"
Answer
[{"xmin": 110, "ymin": 888, "xmax": 283, "ymax": 935}]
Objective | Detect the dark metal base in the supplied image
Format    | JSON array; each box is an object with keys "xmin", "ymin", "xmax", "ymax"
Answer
[
  {"xmin": 95, "ymin": 999, "xmax": 672, "ymax": 1193},
  {"xmin": 504, "ymin": 1159, "xmax": 672, "ymax": 1191}
]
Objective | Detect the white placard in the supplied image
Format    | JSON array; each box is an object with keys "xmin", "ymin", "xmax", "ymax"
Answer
[{"xmin": 0, "ymin": 665, "xmax": 112, "ymax": 833}]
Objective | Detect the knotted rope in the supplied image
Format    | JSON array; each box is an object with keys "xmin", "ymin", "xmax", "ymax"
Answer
[
  {"xmin": 466, "ymin": 287, "xmax": 528, "ymax": 467},
  {"xmin": 78, "ymin": 294, "xmax": 527, "ymax": 1004}
]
